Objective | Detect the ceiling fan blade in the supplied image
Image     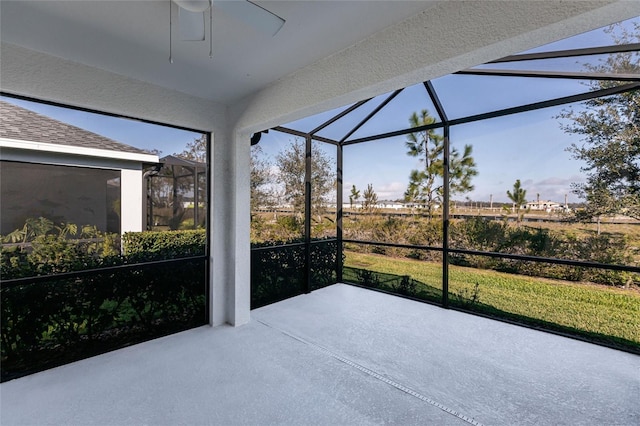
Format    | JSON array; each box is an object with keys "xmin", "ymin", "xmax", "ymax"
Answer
[
  {"xmin": 174, "ymin": 0, "xmax": 210, "ymax": 13},
  {"xmin": 213, "ymin": 0, "xmax": 285, "ymax": 36},
  {"xmin": 178, "ymin": 7, "xmax": 205, "ymax": 41}
]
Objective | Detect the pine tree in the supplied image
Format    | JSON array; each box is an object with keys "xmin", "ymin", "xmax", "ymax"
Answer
[{"xmin": 404, "ymin": 109, "xmax": 477, "ymax": 218}]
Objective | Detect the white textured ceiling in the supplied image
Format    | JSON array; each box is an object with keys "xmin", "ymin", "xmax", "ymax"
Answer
[{"xmin": 0, "ymin": 0, "xmax": 436, "ymax": 104}]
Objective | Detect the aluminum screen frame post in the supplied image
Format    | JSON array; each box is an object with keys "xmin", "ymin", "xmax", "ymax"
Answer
[
  {"xmin": 442, "ymin": 124, "xmax": 451, "ymax": 308},
  {"xmin": 305, "ymin": 135, "xmax": 312, "ymax": 293},
  {"xmin": 336, "ymin": 142, "xmax": 343, "ymax": 283}
]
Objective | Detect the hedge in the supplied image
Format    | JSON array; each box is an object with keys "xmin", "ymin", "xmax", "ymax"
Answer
[
  {"xmin": 1, "ymin": 226, "xmax": 208, "ymax": 381},
  {"xmin": 122, "ymin": 229, "xmax": 206, "ymax": 261}
]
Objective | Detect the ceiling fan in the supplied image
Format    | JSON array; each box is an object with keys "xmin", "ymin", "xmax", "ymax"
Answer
[{"xmin": 170, "ymin": 0, "xmax": 285, "ymax": 62}]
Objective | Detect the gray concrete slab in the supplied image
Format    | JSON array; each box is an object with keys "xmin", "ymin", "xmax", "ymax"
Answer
[{"xmin": 2, "ymin": 283, "xmax": 638, "ymax": 425}]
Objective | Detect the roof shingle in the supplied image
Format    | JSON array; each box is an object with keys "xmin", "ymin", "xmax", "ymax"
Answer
[{"xmin": 0, "ymin": 100, "xmax": 150, "ymax": 155}]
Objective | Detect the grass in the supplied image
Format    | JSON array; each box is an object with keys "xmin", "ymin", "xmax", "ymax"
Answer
[{"xmin": 345, "ymin": 251, "xmax": 640, "ymax": 350}]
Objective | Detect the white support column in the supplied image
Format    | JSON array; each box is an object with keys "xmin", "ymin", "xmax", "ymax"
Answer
[
  {"xmin": 210, "ymin": 125, "xmax": 251, "ymax": 327},
  {"xmin": 120, "ymin": 167, "xmax": 144, "ymax": 233},
  {"xmin": 210, "ymin": 127, "xmax": 230, "ymax": 326},
  {"xmin": 233, "ymin": 130, "xmax": 251, "ymax": 326}
]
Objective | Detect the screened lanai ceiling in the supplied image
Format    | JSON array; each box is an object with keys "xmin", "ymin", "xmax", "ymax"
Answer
[{"xmin": 276, "ymin": 25, "xmax": 640, "ymax": 145}]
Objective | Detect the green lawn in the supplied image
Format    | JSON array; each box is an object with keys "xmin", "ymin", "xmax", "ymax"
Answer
[{"xmin": 345, "ymin": 251, "xmax": 640, "ymax": 351}]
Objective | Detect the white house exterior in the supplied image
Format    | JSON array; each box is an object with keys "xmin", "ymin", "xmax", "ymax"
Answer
[
  {"xmin": 377, "ymin": 201, "xmax": 405, "ymax": 210},
  {"xmin": 0, "ymin": 100, "xmax": 159, "ymax": 235},
  {"xmin": 525, "ymin": 200, "xmax": 564, "ymax": 212}
]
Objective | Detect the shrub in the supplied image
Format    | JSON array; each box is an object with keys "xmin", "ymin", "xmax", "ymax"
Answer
[
  {"xmin": 276, "ymin": 215, "xmax": 303, "ymax": 235},
  {"xmin": 122, "ymin": 229, "xmax": 206, "ymax": 261},
  {"xmin": 391, "ymin": 275, "xmax": 417, "ymax": 296},
  {"xmin": 450, "ymin": 216, "xmax": 506, "ymax": 252},
  {"xmin": 342, "ymin": 215, "xmax": 635, "ymax": 287},
  {"xmin": 356, "ymin": 269, "xmax": 380, "ymax": 288},
  {"xmin": 1, "ymin": 219, "xmax": 121, "ymax": 279},
  {"xmin": 450, "ymin": 282, "xmax": 481, "ymax": 310},
  {"xmin": 251, "ymin": 242, "xmax": 305, "ymax": 308},
  {"xmin": 250, "ymin": 238, "xmax": 338, "ymax": 308},
  {"xmin": 1, "ymin": 222, "xmax": 208, "ymax": 381}
]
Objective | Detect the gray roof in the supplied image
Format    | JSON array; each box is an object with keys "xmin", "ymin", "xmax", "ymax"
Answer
[
  {"xmin": 0, "ymin": 100, "xmax": 150, "ymax": 155},
  {"xmin": 160, "ymin": 155, "xmax": 206, "ymax": 169}
]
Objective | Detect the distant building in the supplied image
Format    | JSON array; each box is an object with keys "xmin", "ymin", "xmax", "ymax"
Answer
[
  {"xmin": 525, "ymin": 200, "xmax": 564, "ymax": 212},
  {"xmin": 404, "ymin": 202, "xmax": 440, "ymax": 211},
  {"xmin": 376, "ymin": 201, "xmax": 405, "ymax": 210},
  {"xmin": 0, "ymin": 100, "xmax": 159, "ymax": 235}
]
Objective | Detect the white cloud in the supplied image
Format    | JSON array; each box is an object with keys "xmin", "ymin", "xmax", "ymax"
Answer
[{"xmin": 375, "ymin": 181, "xmax": 406, "ymax": 200}]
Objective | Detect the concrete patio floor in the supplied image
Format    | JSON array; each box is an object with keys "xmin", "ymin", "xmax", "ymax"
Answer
[{"xmin": 1, "ymin": 283, "xmax": 638, "ymax": 425}]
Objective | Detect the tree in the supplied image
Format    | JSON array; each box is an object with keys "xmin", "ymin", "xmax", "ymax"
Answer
[
  {"xmin": 507, "ymin": 179, "xmax": 527, "ymax": 224},
  {"xmin": 404, "ymin": 109, "xmax": 477, "ymax": 218},
  {"xmin": 559, "ymin": 22, "xmax": 640, "ymax": 226},
  {"xmin": 175, "ymin": 134, "xmax": 207, "ymax": 163},
  {"xmin": 275, "ymin": 138, "xmax": 335, "ymax": 215},
  {"xmin": 349, "ymin": 185, "xmax": 361, "ymax": 209},
  {"xmin": 573, "ymin": 183, "xmax": 620, "ymax": 235},
  {"xmin": 362, "ymin": 184, "xmax": 378, "ymax": 213},
  {"xmin": 250, "ymin": 145, "xmax": 274, "ymax": 212}
]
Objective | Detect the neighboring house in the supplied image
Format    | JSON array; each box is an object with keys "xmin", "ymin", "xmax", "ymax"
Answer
[
  {"xmin": 525, "ymin": 200, "xmax": 564, "ymax": 212},
  {"xmin": 0, "ymin": 100, "xmax": 159, "ymax": 236},
  {"xmin": 376, "ymin": 201, "xmax": 405, "ymax": 210},
  {"xmin": 404, "ymin": 202, "xmax": 440, "ymax": 211}
]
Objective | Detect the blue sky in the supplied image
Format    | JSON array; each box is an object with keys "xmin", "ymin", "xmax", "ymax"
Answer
[
  {"xmin": 260, "ymin": 17, "xmax": 638, "ymax": 204},
  {"xmin": 2, "ymin": 16, "xmax": 637, "ymax": 205},
  {"xmin": 259, "ymin": 82, "xmax": 593, "ymax": 204}
]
